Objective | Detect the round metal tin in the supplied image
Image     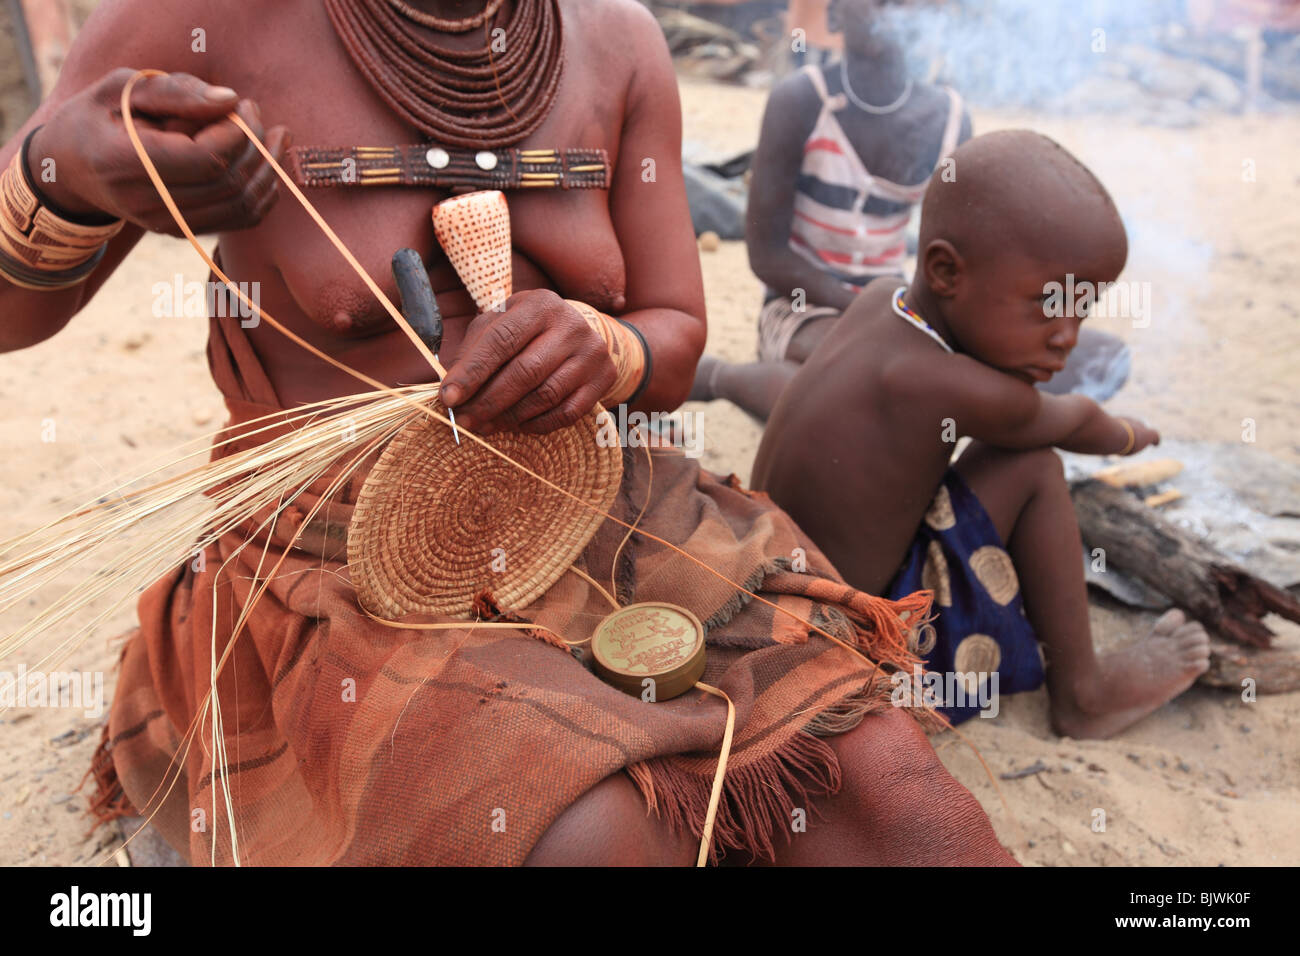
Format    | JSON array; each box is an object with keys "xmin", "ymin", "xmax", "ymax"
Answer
[{"xmin": 591, "ymin": 602, "xmax": 706, "ymax": 702}]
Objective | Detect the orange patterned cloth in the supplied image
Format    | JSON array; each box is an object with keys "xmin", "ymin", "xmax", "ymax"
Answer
[{"xmin": 87, "ymin": 297, "xmax": 935, "ymax": 865}]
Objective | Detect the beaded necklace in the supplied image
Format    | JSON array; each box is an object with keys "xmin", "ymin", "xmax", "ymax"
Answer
[
  {"xmin": 840, "ymin": 58, "xmax": 913, "ymax": 115},
  {"xmin": 891, "ymin": 286, "xmax": 953, "ymax": 353},
  {"xmin": 385, "ymin": 0, "xmax": 505, "ymax": 32},
  {"xmin": 324, "ymin": 0, "xmax": 563, "ymax": 149}
]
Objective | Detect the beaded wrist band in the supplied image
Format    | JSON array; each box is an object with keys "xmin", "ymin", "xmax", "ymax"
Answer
[
  {"xmin": 0, "ymin": 127, "xmax": 124, "ymax": 290},
  {"xmin": 565, "ymin": 299, "xmax": 651, "ymax": 407}
]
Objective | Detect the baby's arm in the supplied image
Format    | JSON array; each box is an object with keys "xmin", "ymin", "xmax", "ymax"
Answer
[
  {"xmin": 891, "ymin": 352, "xmax": 1158, "ymax": 455},
  {"xmin": 1052, "ymin": 403, "xmax": 1159, "ymax": 456}
]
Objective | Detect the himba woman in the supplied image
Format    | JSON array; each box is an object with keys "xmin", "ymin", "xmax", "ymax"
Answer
[{"xmin": 0, "ymin": 0, "xmax": 1012, "ymax": 866}]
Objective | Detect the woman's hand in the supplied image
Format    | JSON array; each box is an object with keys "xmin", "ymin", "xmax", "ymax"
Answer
[
  {"xmin": 440, "ymin": 290, "xmax": 617, "ymax": 435},
  {"xmin": 27, "ymin": 69, "xmax": 289, "ymax": 235}
]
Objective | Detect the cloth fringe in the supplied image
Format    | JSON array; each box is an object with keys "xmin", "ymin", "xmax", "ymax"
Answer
[
  {"xmin": 702, "ymin": 558, "xmax": 785, "ymax": 635},
  {"xmin": 628, "ymin": 725, "xmax": 845, "ymax": 865},
  {"xmin": 81, "ymin": 722, "xmax": 137, "ymax": 830}
]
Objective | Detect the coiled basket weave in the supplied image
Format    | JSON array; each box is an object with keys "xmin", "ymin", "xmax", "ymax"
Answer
[{"xmin": 347, "ymin": 396, "xmax": 623, "ymax": 619}]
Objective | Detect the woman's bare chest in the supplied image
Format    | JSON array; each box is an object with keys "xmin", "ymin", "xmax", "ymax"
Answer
[{"xmin": 215, "ymin": 10, "xmax": 630, "ymax": 335}]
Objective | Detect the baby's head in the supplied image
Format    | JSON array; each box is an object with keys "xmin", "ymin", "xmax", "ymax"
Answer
[{"xmin": 916, "ymin": 130, "xmax": 1127, "ymax": 385}]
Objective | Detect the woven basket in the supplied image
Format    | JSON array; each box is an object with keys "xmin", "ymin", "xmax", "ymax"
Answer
[{"xmin": 348, "ymin": 396, "xmax": 623, "ymax": 619}]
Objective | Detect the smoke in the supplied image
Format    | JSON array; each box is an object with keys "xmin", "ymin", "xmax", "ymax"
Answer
[
  {"xmin": 875, "ymin": 1, "xmax": 1222, "ymax": 333},
  {"xmin": 879, "ymin": 0, "xmax": 1191, "ymax": 108}
]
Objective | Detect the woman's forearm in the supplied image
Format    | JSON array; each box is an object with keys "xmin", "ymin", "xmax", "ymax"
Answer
[
  {"xmin": 0, "ymin": 123, "xmax": 143, "ymax": 353},
  {"xmin": 0, "ymin": 284, "xmax": 85, "ymax": 352},
  {"xmin": 619, "ymin": 306, "xmax": 705, "ymax": 414},
  {"xmin": 0, "ymin": 123, "xmax": 99, "ymax": 352}
]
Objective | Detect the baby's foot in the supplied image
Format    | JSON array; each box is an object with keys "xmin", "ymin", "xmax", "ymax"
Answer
[
  {"xmin": 1052, "ymin": 608, "xmax": 1211, "ymax": 739},
  {"xmin": 688, "ymin": 355, "xmax": 723, "ymax": 402}
]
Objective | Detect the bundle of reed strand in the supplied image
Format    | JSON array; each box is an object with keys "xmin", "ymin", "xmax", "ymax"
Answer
[
  {"xmin": 0, "ymin": 385, "xmax": 445, "ymax": 865},
  {"xmin": 0, "ymin": 384, "xmax": 439, "ymax": 681}
]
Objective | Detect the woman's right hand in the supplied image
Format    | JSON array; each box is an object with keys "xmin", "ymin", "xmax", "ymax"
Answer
[{"xmin": 26, "ymin": 69, "xmax": 290, "ymax": 235}]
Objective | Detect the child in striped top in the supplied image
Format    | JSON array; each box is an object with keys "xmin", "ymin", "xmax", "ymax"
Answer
[{"xmin": 692, "ymin": 0, "xmax": 970, "ymax": 420}]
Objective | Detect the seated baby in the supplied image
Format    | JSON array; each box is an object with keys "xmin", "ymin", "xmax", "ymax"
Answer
[{"xmin": 752, "ymin": 130, "xmax": 1210, "ymax": 736}]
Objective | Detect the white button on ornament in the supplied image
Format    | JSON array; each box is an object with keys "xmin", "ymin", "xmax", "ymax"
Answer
[
  {"xmin": 475, "ymin": 151, "xmax": 498, "ymax": 171},
  {"xmin": 426, "ymin": 147, "xmax": 450, "ymax": 169}
]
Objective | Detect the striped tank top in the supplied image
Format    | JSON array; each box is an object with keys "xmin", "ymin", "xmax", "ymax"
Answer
[{"xmin": 787, "ymin": 64, "xmax": 964, "ymax": 290}]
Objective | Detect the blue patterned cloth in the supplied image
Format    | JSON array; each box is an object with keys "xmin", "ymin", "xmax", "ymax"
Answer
[{"xmin": 887, "ymin": 469, "xmax": 1045, "ymax": 723}]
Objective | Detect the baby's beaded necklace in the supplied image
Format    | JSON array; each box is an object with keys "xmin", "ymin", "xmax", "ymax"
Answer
[{"xmin": 892, "ymin": 286, "xmax": 953, "ymax": 353}]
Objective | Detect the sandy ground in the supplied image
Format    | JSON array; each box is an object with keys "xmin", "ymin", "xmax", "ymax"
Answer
[{"xmin": 0, "ymin": 67, "xmax": 1297, "ymax": 866}]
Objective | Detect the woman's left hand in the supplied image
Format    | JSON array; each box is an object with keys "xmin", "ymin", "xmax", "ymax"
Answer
[{"xmin": 439, "ymin": 289, "xmax": 617, "ymax": 435}]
